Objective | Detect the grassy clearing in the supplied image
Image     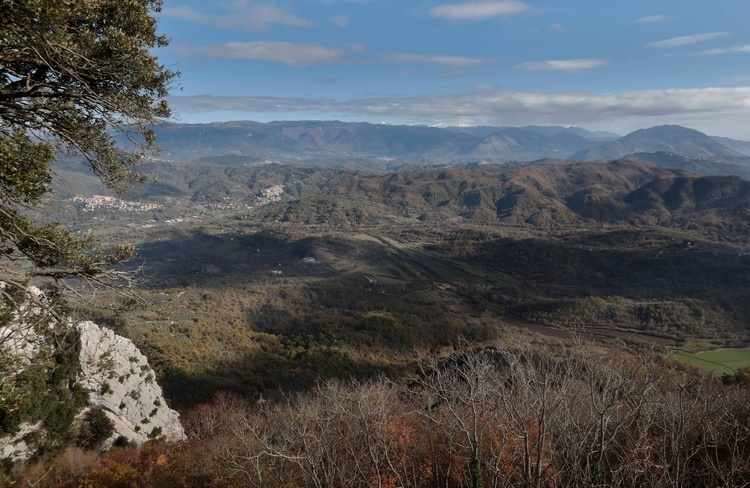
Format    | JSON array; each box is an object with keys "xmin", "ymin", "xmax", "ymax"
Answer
[
  {"xmin": 361, "ymin": 259, "xmax": 416, "ymax": 282},
  {"xmin": 668, "ymin": 348, "xmax": 750, "ymax": 374},
  {"xmin": 351, "ymin": 233, "xmax": 385, "ymax": 243},
  {"xmin": 374, "ymin": 236, "xmax": 480, "ymax": 283}
]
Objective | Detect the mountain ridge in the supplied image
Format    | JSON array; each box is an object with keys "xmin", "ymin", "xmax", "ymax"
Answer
[
  {"xmin": 572, "ymin": 125, "xmax": 745, "ymax": 161},
  {"xmin": 142, "ymin": 121, "xmax": 750, "ymax": 169}
]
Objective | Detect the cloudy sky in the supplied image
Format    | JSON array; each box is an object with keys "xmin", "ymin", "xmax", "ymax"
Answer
[{"xmin": 158, "ymin": 0, "xmax": 750, "ymax": 138}]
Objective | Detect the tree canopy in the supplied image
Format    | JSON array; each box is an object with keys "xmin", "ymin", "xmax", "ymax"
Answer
[
  {"xmin": 0, "ymin": 0, "xmax": 176, "ymax": 303},
  {"xmin": 0, "ymin": 0, "xmax": 175, "ymax": 454}
]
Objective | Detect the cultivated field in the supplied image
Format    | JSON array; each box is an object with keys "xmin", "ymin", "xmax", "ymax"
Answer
[{"xmin": 668, "ymin": 347, "xmax": 750, "ymax": 374}]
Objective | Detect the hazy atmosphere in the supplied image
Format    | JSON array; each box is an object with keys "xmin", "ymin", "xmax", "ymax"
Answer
[{"xmin": 159, "ymin": 0, "xmax": 750, "ymax": 138}]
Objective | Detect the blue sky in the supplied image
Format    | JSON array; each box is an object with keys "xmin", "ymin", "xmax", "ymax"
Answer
[{"xmin": 157, "ymin": 0, "xmax": 750, "ymax": 138}]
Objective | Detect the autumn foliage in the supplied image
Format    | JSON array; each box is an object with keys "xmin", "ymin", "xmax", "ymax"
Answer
[{"xmin": 14, "ymin": 340, "xmax": 750, "ymax": 487}]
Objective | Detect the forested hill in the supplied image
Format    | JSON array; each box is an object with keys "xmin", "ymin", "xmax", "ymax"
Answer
[{"xmin": 55, "ymin": 157, "xmax": 750, "ymax": 242}]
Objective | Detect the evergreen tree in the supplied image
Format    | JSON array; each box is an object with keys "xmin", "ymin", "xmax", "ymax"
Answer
[
  {"xmin": 0, "ymin": 0, "xmax": 175, "ymax": 297},
  {"xmin": 0, "ymin": 0, "xmax": 175, "ymax": 455}
]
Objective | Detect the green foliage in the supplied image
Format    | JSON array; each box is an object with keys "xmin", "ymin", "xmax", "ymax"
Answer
[
  {"xmin": 0, "ymin": 285, "xmax": 80, "ymax": 445},
  {"xmin": 112, "ymin": 435, "xmax": 130, "ymax": 448},
  {"xmin": 0, "ymin": 348, "xmax": 24, "ymax": 435},
  {"xmin": 0, "ymin": 0, "xmax": 175, "ymax": 187},
  {"xmin": 672, "ymin": 348, "xmax": 750, "ymax": 375},
  {"xmin": 0, "ymin": 325, "xmax": 88, "ymax": 453},
  {"xmin": 0, "ymin": 0, "xmax": 173, "ymax": 461},
  {"xmin": 0, "ymin": 0, "xmax": 175, "ymax": 291},
  {"xmin": 99, "ymin": 383, "xmax": 113, "ymax": 395},
  {"xmin": 77, "ymin": 408, "xmax": 115, "ymax": 449},
  {"xmin": 0, "ymin": 127, "xmax": 53, "ymax": 204},
  {"xmin": 723, "ymin": 366, "xmax": 750, "ymax": 385}
]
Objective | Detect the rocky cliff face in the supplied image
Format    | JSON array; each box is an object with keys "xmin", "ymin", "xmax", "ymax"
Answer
[
  {"xmin": 77, "ymin": 321, "xmax": 185, "ymax": 447},
  {"xmin": 1, "ymin": 310, "xmax": 184, "ymax": 461}
]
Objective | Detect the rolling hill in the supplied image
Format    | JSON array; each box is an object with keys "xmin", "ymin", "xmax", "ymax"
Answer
[
  {"xmin": 622, "ymin": 152, "xmax": 750, "ymax": 181},
  {"xmin": 54, "ymin": 153, "xmax": 750, "ymax": 237}
]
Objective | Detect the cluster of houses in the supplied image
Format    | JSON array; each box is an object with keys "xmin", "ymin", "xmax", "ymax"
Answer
[
  {"xmin": 252, "ymin": 185, "xmax": 285, "ymax": 205},
  {"xmin": 73, "ymin": 195, "xmax": 161, "ymax": 212}
]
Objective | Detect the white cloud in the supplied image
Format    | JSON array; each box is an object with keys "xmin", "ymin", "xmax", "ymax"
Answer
[
  {"xmin": 516, "ymin": 59, "xmax": 607, "ymax": 71},
  {"xmin": 182, "ymin": 42, "xmax": 345, "ymax": 67},
  {"xmin": 645, "ymin": 32, "xmax": 729, "ymax": 49},
  {"xmin": 179, "ymin": 43, "xmax": 496, "ymax": 72},
  {"xmin": 724, "ymin": 74, "xmax": 750, "ymax": 83},
  {"xmin": 696, "ymin": 44, "xmax": 750, "ymax": 56},
  {"xmin": 636, "ymin": 15, "xmax": 671, "ymax": 23},
  {"xmin": 162, "ymin": 2, "xmax": 312, "ymax": 32},
  {"xmin": 343, "ymin": 43, "xmax": 367, "ymax": 54},
  {"xmin": 429, "ymin": 1, "xmax": 531, "ymax": 20},
  {"xmin": 379, "ymin": 53, "xmax": 495, "ymax": 70},
  {"xmin": 330, "ymin": 15, "xmax": 349, "ymax": 27}
]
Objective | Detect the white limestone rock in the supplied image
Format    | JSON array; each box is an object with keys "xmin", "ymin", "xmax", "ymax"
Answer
[
  {"xmin": 77, "ymin": 321, "xmax": 185, "ymax": 446},
  {"xmin": 0, "ymin": 317, "xmax": 185, "ymax": 461},
  {"xmin": 0, "ymin": 422, "xmax": 41, "ymax": 462},
  {"xmin": 0, "ymin": 282, "xmax": 185, "ymax": 460}
]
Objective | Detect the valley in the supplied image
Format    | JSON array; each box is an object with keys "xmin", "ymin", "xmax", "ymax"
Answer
[
  {"xmin": 7, "ymin": 120, "xmax": 750, "ymax": 486},
  {"xmin": 50, "ymin": 150, "xmax": 750, "ymax": 409},
  {"xmin": 7, "ymin": 0, "xmax": 750, "ymax": 482}
]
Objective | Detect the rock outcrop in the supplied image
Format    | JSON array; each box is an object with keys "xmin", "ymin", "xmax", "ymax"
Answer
[
  {"xmin": 76, "ymin": 321, "xmax": 185, "ymax": 447},
  {"xmin": 1, "ymin": 309, "xmax": 184, "ymax": 460}
]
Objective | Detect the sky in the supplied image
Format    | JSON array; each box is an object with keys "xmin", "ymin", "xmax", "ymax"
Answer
[{"xmin": 157, "ymin": 0, "xmax": 750, "ymax": 139}]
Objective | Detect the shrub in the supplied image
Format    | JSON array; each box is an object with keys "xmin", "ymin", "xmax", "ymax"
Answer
[{"xmin": 77, "ymin": 408, "xmax": 115, "ymax": 449}]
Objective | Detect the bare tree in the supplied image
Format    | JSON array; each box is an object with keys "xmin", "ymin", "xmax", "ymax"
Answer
[
  {"xmin": 210, "ymin": 339, "xmax": 750, "ymax": 488},
  {"xmin": 549, "ymin": 343, "xmax": 657, "ymax": 487},
  {"xmin": 415, "ymin": 347, "xmax": 507, "ymax": 488},
  {"xmin": 699, "ymin": 384, "xmax": 750, "ymax": 487}
]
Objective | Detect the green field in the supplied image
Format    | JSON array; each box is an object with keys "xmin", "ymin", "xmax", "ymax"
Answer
[{"xmin": 668, "ymin": 348, "xmax": 750, "ymax": 374}]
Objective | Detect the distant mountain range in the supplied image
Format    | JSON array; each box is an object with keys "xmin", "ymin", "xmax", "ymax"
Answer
[
  {"xmin": 147, "ymin": 120, "xmax": 476, "ymax": 165},
  {"xmin": 459, "ymin": 127, "xmax": 599, "ymax": 160},
  {"xmin": 125, "ymin": 121, "xmax": 750, "ymax": 179},
  {"xmin": 572, "ymin": 125, "xmax": 746, "ymax": 160},
  {"xmin": 444, "ymin": 124, "xmax": 621, "ymax": 140}
]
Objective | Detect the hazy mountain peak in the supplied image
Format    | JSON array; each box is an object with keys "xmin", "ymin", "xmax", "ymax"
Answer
[{"xmin": 572, "ymin": 124, "xmax": 744, "ymax": 161}]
